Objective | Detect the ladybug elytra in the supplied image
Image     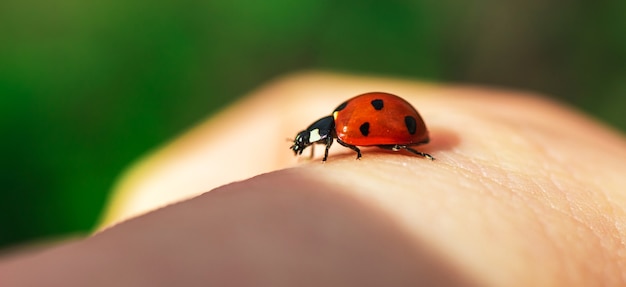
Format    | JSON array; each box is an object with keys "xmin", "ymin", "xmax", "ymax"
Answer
[{"xmin": 290, "ymin": 92, "xmax": 434, "ymax": 161}]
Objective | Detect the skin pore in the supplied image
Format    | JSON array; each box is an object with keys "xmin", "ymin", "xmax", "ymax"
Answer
[{"xmin": 1, "ymin": 72, "xmax": 626, "ymax": 286}]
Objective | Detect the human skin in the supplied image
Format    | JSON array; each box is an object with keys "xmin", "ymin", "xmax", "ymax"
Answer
[{"xmin": 1, "ymin": 72, "xmax": 626, "ymax": 286}]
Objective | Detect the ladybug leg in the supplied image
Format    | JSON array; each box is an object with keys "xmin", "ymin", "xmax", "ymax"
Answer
[
  {"xmin": 379, "ymin": 145, "xmax": 435, "ymax": 161},
  {"xmin": 336, "ymin": 138, "xmax": 362, "ymax": 160},
  {"xmin": 403, "ymin": 146, "xmax": 435, "ymax": 160},
  {"xmin": 322, "ymin": 136, "xmax": 334, "ymax": 162}
]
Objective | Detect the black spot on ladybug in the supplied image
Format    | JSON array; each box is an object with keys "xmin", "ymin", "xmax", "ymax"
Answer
[
  {"xmin": 334, "ymin": 101, "xmax": 348, "ymax": 112},
  {"xmin": 359, "ymin": 122, "xmax": 370, "ymax": 136},
  {"xmin": 405, "ymin": 116, "xmax": 417, "ymax": 135},
  {"xmin": 371, "ymin": 99, "xmax": 384, "ymax": 110}
]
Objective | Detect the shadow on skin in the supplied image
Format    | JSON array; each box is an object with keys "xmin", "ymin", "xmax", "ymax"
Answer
[
  {"xmin": 95, "ymin": 169, "xmax": 480, "ymax": 286},
  {"xmin": 0, "ymin": 169, "xmax": 482, "ymax": 286},
  {"xmin": 428, "ymin": 127, "xmax": 461, "ymax": 152}
]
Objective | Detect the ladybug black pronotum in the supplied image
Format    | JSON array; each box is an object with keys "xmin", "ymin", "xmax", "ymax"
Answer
[{"xmin": 290, "ymin": 92, "xmax": 434, "ymax": 161}]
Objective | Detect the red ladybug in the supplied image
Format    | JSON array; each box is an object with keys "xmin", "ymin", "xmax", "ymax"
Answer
[{"xmin": 291, "ymin": 92, "xmax": 434, "ymax": 161}]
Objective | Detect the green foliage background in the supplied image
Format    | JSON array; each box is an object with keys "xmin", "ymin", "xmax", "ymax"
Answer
[{"xmin": 1, "ymin": 0, "xmax": 625, "ymax": 249}]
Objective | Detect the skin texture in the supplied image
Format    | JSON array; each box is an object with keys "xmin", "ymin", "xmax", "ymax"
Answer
[{"xmin": 1, "ymin": 72, "xmax": 626, "ymax": 286}]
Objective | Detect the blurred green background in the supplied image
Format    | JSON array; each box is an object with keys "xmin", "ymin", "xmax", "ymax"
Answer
[{"xmin": 1, "ymin": 0, "xmax": 625, "ymax": 249}]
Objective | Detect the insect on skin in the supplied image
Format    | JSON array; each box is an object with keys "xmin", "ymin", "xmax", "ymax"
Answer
[{"xmin": 290, "ymin": 92, "xmax": 434, "ymax": 162}]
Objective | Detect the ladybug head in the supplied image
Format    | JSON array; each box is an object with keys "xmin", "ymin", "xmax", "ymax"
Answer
[
  {"xmin": 290, "ymin": 130, "xmax": 311, "ymax": 155},
  {"xmin": 290, "ymin": 116, "xmax": 335, "ymax": 156}
]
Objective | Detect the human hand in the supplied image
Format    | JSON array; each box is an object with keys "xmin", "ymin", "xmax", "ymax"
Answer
[{"xmin": 2, "ymin": 72, "xmax": 626, "ymax": 286}]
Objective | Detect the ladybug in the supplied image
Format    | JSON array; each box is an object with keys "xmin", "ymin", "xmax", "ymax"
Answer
[{"xmin": 290, "ymin": 92, "xmax": 434, "ymax": 161}]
